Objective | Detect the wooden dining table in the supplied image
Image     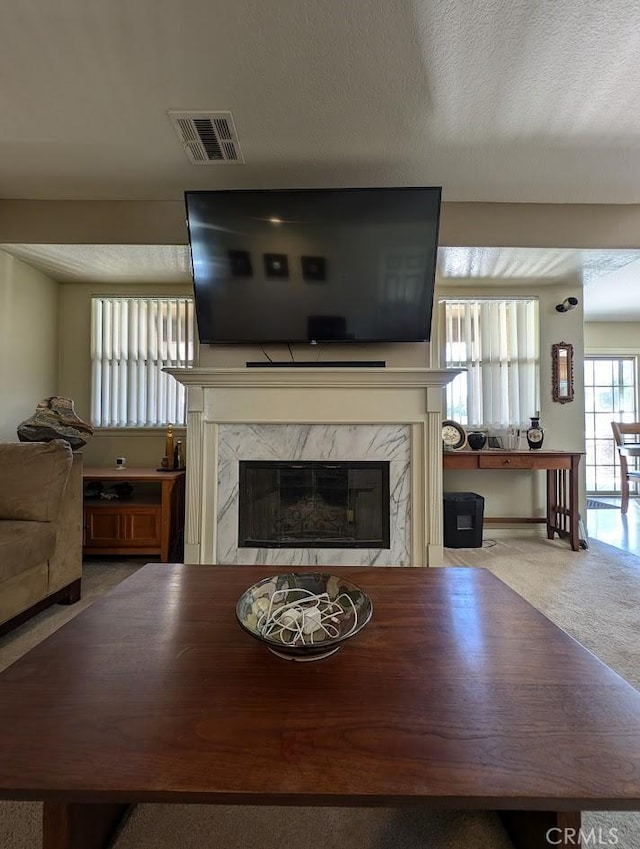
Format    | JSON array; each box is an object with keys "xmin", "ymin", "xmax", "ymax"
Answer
[{"xmin": 1, "ymin": 564, "xmax": 640, "ymax": 849}]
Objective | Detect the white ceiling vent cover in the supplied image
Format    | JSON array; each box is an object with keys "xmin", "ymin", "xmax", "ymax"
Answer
[{"xmin": 168, "ymin": 111, "xmax": 245, "ymax": 165}]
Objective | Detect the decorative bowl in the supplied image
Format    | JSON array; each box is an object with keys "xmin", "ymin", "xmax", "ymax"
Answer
[{"xmin": 236, "ymin": 572, "xmax": 373, "ymax": 661}]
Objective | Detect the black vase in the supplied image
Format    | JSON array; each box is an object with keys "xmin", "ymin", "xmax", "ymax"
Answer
[
  {"xmin": 467, "ymin": 431, "xmax": 487, "ymax": 450},
  {"xmin": 526, "ymin": 416, "xmax": 544, "ymax": 450}
]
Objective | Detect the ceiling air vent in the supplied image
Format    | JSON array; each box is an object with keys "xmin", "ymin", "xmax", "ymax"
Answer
[{"xmin": 168, "ymin": 111, "xmax": 245, "ymax": 165}]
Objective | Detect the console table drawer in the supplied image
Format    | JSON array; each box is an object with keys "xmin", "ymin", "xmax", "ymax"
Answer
[
  {"xmin": 479, "ymin": 455, "xmax": 534, "ymax": 469},
  {"xmin": 443, "ymin": 453, "xmax": 477, "ymax": 469}
]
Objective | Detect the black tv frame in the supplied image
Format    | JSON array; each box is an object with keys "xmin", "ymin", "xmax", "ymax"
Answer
[{"xmin": 184, "ymin": 186, "xmax": 442, "ymax": 345}]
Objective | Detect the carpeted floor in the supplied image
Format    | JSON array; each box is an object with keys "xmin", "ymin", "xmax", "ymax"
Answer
[{"xmin": 2, "ymin": 539, "xmax": 640, "ymax": 848}]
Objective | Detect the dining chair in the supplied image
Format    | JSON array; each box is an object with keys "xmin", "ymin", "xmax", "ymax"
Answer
[{"xmin": 611, "ymin": 421, "xmax": 640, "ymax": 514}]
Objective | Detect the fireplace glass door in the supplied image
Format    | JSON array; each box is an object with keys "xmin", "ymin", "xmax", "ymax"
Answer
[{"xmin": 238, "ymin": 461, "xmax": 390, "ymax": 548}]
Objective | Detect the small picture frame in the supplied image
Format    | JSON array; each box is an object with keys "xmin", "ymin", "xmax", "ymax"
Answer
[
  {"xmin": 301, "ymin": 255, "xmax": 327, "ymax": 282},
  {"xmin": 263, "ymin": 253, "xmax": 289, "ymax": 279},
  {"xmin": 227, "ymin": 250, "xmax": 253, "ymax": 277}
]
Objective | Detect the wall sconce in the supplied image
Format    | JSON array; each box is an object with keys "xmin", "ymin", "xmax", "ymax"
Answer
[{"xmin": 556, "ymin": 297, "xmax": 579, "ymax": 313}]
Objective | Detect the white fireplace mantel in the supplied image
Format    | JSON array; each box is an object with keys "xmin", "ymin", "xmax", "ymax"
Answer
[
  {"xmin": 166, "ymin": 367, "xmax": 460, "ymax": 567},
  {"xmin": 166, "ymin": 367, "xmax": 458, "ymax": 389}
]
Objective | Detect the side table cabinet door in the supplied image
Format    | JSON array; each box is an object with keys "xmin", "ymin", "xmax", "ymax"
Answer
[
  {"xmin": 84, "ymin": 508, "xmax": 123, "ymax": 545},
  {"xmin": 123, "ymin": 508, "xmax": 162, "ymax": 546}
]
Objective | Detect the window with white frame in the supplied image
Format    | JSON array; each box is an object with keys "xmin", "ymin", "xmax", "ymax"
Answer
[
  {"xmin": 584, "ymin": 356, "xmax": 638, "ymax": 493},
  {"xmin": 91, "ymin": 296, "xmax": 195, "ymax": 427},
  {"xmin": 440, "ymin": 298, "xmax": 539, "ymax": 428}
]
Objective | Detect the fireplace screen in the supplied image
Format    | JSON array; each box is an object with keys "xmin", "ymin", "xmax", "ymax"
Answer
[{"xmin": 238, "ymin": 461, "xmax": 390, "ymax": 548}]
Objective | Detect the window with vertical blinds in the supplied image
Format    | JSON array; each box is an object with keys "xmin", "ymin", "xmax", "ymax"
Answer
[
  {"xmin": 440, "ymin": 298, "xmax": 539, "ymax": 428},
  {"xmin": 91, "ymin": 297, "xmax": 195, "ymax": 427}
]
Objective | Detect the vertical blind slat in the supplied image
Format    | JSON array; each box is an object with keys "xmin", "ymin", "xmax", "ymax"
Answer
[{"xmin": 90, "ymin": 297, "xmax": 194, "ymax": 427}]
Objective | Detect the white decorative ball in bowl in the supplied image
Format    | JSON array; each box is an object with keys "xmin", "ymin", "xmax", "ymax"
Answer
[{"xmin": 236, "ymin": 572, "xmax": 373, "ymax": 661}]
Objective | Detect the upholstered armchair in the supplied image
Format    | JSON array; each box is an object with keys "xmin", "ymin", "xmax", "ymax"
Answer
[{"xmin": 0, "ymin": 440, "xmax": 82, "ymax": 633}]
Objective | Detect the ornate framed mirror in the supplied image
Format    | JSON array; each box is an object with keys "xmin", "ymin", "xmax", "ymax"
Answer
[{"xmin": 552, "ymin": 342, "xmax": 574, "ymax": 403}]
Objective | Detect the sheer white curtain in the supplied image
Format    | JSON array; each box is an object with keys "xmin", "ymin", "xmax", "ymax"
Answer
[
  {"xmin": 441, "ymin": 298, "xmax": 539, "ymax": 428},
  {"xmin": 91, "ymin": 297, "xmax": 195, "ymax": 427}
]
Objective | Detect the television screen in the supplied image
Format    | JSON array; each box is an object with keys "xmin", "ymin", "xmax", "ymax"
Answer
[{"xmin": 184, "ymin": 187, "xmax": 441, "ymax": 344}]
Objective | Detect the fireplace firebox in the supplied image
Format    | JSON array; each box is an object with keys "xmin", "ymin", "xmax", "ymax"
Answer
[{"xmin": 238, "ymin": 461, "xmax": 390, "ymax": 548}]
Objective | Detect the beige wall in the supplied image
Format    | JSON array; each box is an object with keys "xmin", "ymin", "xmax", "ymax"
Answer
[
  {"xmin": 585, "ymin": 322, "xmax": 640, "ymax": 351},
  {"xmin": 58, "ymin": 281, "xmax": 193, "ymax": 466},
  {"xmin": 0, "ymin": 250, "xmax": 59, "ymax": 442},
  {"xmin": 437, "ymin": 277, "xmax": 586, "ymax": 522},
  {"xmin": 4, "ymin": 200, "xmax": 640, "ymax": 249}
]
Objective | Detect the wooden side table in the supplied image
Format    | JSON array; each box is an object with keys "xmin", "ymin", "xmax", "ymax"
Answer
[
  {"xmin": 443, "ymin": 449, "xmax": 584, "ymax": 550},
  {"xmin": 82, "ymin": 468, "xmax": 185, "ymax": 562}
]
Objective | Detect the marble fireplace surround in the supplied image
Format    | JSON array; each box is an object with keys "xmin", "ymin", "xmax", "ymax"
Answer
[
  {"xmin": 219, "ymin": 424, "xmax": 409, "ymax": 566},
  {"xmin": 167, "ymin": 368, "xmax": 458, "ymax": 566}
]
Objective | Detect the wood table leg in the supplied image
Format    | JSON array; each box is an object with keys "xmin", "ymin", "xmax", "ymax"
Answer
[
  {"xmin": 160, "ymin": 478, "xmax": 174, "ymax": 562},
  {"xmin": 499, "ymin": 810, "xmax": 582, "ymax": 848},
  {"xmin": 569, "ymin": 455, "xmax": 580, "ymax": 551},
  {"xmin": 43, "ymin": 802, "xmax": 131, "ymax": 849},
  {"xmin": 546, "ymin": 469, "xmax": 557, "ymax": 540}
]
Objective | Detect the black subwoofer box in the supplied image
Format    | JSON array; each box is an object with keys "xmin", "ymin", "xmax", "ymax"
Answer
[{"xmin": 443, "ymin": 491, "xmax": 484, "ymax": 548}]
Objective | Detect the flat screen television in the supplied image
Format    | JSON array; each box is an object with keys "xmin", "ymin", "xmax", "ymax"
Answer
[{"xmin": 184, "ymin": 187, "xmax": 441, "ymax": 344}]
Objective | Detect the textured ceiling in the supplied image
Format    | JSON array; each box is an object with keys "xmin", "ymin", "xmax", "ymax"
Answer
[
  {"xmin": 1, "ymin": 0, "xmax": 640, "ymax": 202},
  {"xmin": 4, "ymin": 243, "xmax": 640, "ymax": 320},
  {"xmin": 440, "ymin": 247, "xmax": 640, "ymax": 320},
  {"xmin": 4, "ymin": 2, "xmax": 640, "ymax": 320},
  {"xmin": 0, "ymin": 244, "xmax": 191, "ymax": 283}
]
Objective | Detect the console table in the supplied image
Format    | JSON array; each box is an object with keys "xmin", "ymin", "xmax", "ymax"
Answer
[
  {"xmin": 443, "ymin": 449, "xmax": 583, "ymax": 550},
  {"xmin": 82, "ymin": 468, "xmax": 185, "ymax": 562}
]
